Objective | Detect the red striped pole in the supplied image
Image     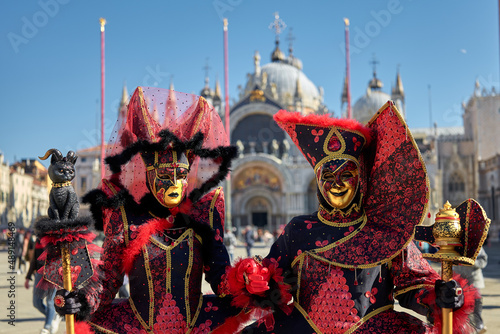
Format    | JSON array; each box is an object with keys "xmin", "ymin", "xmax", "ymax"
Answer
[
  {"xmin": 344, "ymin": 18, "xmax": 352, "ymax": 119},
  {"xmin": 223, "ymin": 18, "xmax": 230, "ymax": 139},
  {"xmin": 223, "ymin": 18, "xmax": 232, "ymax": 230},
  {"xmin": 100, "ymin": 18, "xmax": 106, "ymax": 180}
]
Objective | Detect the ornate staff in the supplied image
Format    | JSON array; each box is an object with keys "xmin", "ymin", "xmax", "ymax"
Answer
[
  {"xmin": 431, "ymin": 202, "xmax": 462, "ymax": 334},
  {"xmin": 416, "ymin": 199, "xmax": 490, "ymax": 334},
  {"xmin": 36, "ymin": 149, "xmax": 99, "ymax": 334}
]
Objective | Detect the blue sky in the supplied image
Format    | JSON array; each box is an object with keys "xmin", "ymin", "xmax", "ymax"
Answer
[{"xmin": 1, "ymin": 0, "xmax": 498, "ymax": 166}]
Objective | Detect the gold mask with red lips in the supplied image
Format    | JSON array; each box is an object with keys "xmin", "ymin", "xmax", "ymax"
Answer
[
  {"xmin": 273, "ymin": 110, "xmax": 372, "ymax": 212},
  {"xmin": 142, "ymin": 148, "xmax": 192, "ymax": 208}
]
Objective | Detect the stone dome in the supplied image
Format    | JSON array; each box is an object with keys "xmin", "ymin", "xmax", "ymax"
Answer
[
  {"xmin": 243, "ymin": 47, "xmax": 324, "ymax": 114},
  {"xmin": 352, "ymin": 88, "xmax": 391, "ymax": 124}
]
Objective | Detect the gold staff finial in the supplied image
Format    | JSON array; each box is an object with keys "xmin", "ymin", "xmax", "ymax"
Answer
[
  {"xmin": 344, "ymin": 18, "xmax": 350, "ymax": 26},
  {"xmin": 99, "ymin": 18, "xmax": 106, "ymax": 32}
]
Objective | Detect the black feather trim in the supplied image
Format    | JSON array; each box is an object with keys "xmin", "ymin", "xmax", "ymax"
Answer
[
  {"xmin": 188, "ymin": 145, "xmax": 237, "ymax": 203},
  {"xmin": 75, "ymin": 289, "xmax": 92, "ymax": 321},
  {"xmin": 35, "ymin": 216, "xmax": 94, "ymax": 238}
]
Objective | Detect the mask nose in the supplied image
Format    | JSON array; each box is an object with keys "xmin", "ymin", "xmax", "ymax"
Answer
[{"xmin": 332, "ymin": 173, "xmax": 344, "ymax": 188}]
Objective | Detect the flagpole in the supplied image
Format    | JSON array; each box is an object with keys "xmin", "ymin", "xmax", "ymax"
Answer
[
  {"xmin": 223, "ymin": 18, "xmax": 232, "ymax": 231},
  {"xmin": 100, "ymin": 18, "xmax": 106, "ymax": 180},
  {"xmin": 344, "ymin": 18, "xmax": 352, "ymax": 119}
]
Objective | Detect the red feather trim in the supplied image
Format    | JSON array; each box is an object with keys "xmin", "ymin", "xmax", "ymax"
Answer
[
  {"xmin": 210, "ymin": 309, "xmax": 256, "ymax": 334},
  {"xmin": 273, "ymin": 109, "xmax": 373, "ymax": 144},
  {"xmin": 40, "ymin": 231, "xmax": 96, "ymax": 248},
  {"xmin": 121, "ymin": 216, "xmax": 174, "ymax": 273},
  {"xmin": 75, "ymin": 321, "xmax": 95, "ymax": 334},
  {"xmin": 422, "ymin": 274, "xmax": 479, "ymax": 334}
]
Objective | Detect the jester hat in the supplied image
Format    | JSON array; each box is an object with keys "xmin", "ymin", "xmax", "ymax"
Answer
[
  {"xmin": 275, "ymin": 102, "xmax": 431, "ymax": 267},
  {"xmin": 103, "ymin": 86, "xmax": 236, "ymax": 204}
]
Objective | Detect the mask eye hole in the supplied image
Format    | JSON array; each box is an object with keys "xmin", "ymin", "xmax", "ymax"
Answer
[
  {"xmin": 321, "ymin": 172, "xmax": 335, "ymax": 181},
  {"xmin": 157, "ymin": 173, "xmax": 172, "ymax": 180},
  {"xmin": 340, "ymin": 172, "xmax": 353, "ymax": 182}
]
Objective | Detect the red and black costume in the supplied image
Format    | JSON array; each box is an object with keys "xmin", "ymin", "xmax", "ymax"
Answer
[
  {"xmin": 224, "ymin": 102, "xmax": 480, "ymax": 333},
  {"xmin": 58, "ymin": 87, "xmax": 242, "ymax": 333}
]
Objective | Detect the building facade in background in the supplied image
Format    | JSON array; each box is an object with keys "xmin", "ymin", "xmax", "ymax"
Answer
[{"xmin": 0, "ymin": 155, "xmax": 49, "ymax": 229}]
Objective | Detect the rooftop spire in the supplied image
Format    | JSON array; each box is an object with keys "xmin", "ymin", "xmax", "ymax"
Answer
[
  {"xmin": 118, "ymin": 82, "xmax": 128, "ymax": 118},
  {"xmin": 269, "ymin": 12, "xmax": 286, "ymax": 62},
  {"xmin": 392, "ymin": 66, "xmax": 404, "ymax": 97},
  {"xmin": 368, "ymin": 54, "xmax": 383, "ymax": 90},
  {"xmin": 286, "ymin": 27, "xmax": 295, "ymax": 57}
]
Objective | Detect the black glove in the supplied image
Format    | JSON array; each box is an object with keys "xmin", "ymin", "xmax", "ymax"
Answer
[
  {"xmin": 435, "ymin": 279, "xmax": 464, "ymax": 310},
  {"xmin": 54, "ymin": 289, "xmax": 82, "ymax": 315}
]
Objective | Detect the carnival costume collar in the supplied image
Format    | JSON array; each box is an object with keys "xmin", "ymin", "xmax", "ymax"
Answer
[{"xmin": 274, "ymin": 101, "xmax": 429, "ymax": 267}]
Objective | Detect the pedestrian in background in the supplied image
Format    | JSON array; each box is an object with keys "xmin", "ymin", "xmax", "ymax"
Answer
[
  {"xmin": 224, "ymin": 228, "xmax": 237, "ymax": 262},
  {"xmin": 15, "ymin": 226, "xmax": 26, "ymax": 274},
  {"xmin": 25, "ymin": 235, "xmax": 63, "ymax": 334},
  {"xmin": 244, "ymin": 225, "xmax": 255, "ymax": 257}
]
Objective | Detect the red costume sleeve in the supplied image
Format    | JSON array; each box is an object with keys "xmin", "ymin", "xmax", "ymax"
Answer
[{"xmin": 81, "ymin": 179, "xmax": 127, "ymax": 316}]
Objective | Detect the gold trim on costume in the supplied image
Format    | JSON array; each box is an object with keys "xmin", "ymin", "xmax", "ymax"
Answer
[
  {"xmin": 142, "ymin": 246, "xmax": 154, "ymax": 328},
  {"xmin": 292, "ymin": 301, "xmax": 400, "ymax": 334},
  {"xmin": 103, "ymin": 179, "xmax": 130, "ymax": 246},
  {"xmin": 393, "ymin": 283, "xmax": 433, "ymax": 298},
  {"xmin": 149, "ymin": 229, "xmax": 192, "ymax": 251},
  {"xmin": 294, "ymin": 302, "xmax": 323, "ymax": 333},
  {"xmin": 209, "ymin": 187, "xmax": 222, "ymax": 229},
  {"xmin": 345, "ymin": 304, "xmax": 394, "ymax": 334},
  {"xmin": 138, "ymin": 87, "xmax": 156, "ymax": 141},
  {"xmin": 129, "ymin": 297, "xmax": 154, "ymax": 333},
  {"xmin": 185, "ymin": 235, "xmax": 194, "ymax": 324},
  {"xmin": 166, "ymin": 248, "xmax": 172, "ymax": 294},
  {"xmin": 296, "ymin": 256, "xmax": 305, "ymax": 303},
  {"xmin": 317, "ymin": 207, "xmax": 366, "ymax": 226}
]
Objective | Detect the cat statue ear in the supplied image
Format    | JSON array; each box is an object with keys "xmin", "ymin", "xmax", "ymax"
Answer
[
  {"xmin": 66, "ymin": 151, "xmax": 78, "ymax": 165},
  {"xmin": 39, "ymin": 148, "xmax": 64, "ymax": 164}
]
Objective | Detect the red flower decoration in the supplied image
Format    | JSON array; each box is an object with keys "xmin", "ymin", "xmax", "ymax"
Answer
[
  {"xmin": 311, "ymin": 129, "xmax": 324, "ymax": 142},
  {"xmin": 315, "ymin": 240, "xmax": 328, "ymax": 247},
  {"xmin": 365, "ymin": 287, "xmax": 378, "ymax": 304},
  {"xmin": 215, "ymin": 229, "xmax": 223, "ymax": 242},
  {"xmin": 306, "ymin": 153, "xmax": 317, "ymax": 166},
  {"xmin": 305, "ymin": 220, "xmax": 316, "ymax": 229},
  {"xmin": 352, "ymin": 137, "xmax": 362, "ymax": 151},
  {"xmin": 204, "ymin": 302, "xmax": 219, "ymax": 312}
]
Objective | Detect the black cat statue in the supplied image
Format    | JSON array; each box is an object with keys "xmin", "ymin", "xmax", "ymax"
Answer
[
  {"xmin": 39, "ymin": 149, "xmax": 79, "ymax": 220},
  {"xmin": 35, "ymin": 148, "xmax": 100, "ymax": 333}
]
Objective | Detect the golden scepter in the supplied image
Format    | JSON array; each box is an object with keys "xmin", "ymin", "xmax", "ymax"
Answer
[
  {"xmin": 431, "ymin": 201, "xmax": 462, "ymax": 334},
  {"xmin": 61, "ymin": 245, "xmax": 75, "ymax": 334},
  {"xmin": 416, "ymin": 198, "xmax": 490, "ymax": 334}
]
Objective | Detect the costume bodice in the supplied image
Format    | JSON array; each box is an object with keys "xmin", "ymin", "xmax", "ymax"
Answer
[{"xmin": 128, "ymin": 223, "xmax": 205, "ymax": 332}]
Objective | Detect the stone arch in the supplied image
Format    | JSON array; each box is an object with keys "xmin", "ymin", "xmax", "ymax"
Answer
[
  {"xmin": 306, "ymin": 176, "xmax": 319, "ymax": 213},
  {"xmin": 232, "ymin": 156, "xmax": 292, "ymax": 194}
]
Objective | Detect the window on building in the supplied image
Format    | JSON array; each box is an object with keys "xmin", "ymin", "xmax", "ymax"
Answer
[
  {"xmin": 448, "ymin": 173, "xmax": 465, "ymax": 193},
  {"xmin": 81, "ymin": 177, "xmax": 87, "ymax": 193},
  {"xmin": 81, "ymin": 157, "xmax": 87, "ymax": 163}
]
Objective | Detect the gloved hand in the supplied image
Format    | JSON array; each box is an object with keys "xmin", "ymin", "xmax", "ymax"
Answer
[
  {"xmin": 235, "ymin": 258, "xmax": 271, "ymax": 296},
  {"xmin": 54, "ymin": 289, "xmax": 82, "ymax": 315},
  {"xmin": 435, "ymin": 279, "xmax": 464, "ymax": 310}
]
